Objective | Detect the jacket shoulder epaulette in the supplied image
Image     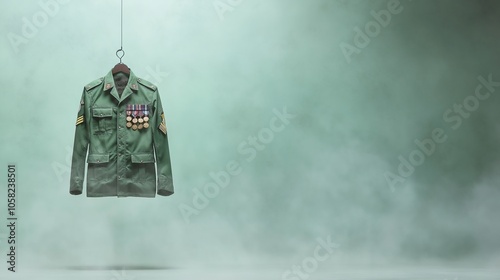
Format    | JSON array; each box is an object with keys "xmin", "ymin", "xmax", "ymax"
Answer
[
  {"xmin": 137, "ymin": 78, "xmax": 157, "ymax": 91},
  {"xmin": 85, "ymin": 77, "xmax": 104, "ymax": 92}
]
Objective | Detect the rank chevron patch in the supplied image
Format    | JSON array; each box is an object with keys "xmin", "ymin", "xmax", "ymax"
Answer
[
  {"xmin": 76, "ymin": 115, "xmax": 84, "ymax": 126},
  {"xmin": 159, "ymin": 113, "xmax": 167, "ymax": 135}
]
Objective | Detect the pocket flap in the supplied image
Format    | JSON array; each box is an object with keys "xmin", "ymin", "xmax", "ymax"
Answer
[
  {"xmin": 92, "ymin": 108, "xmax": 113, "ymax": 117},
  {"xmin": 131, "ymin": 153, "xmax": 155, "ymax": 163},
  {"xmin": 87, "ymin": 154, "xmax": 110, "ymax": 163}
]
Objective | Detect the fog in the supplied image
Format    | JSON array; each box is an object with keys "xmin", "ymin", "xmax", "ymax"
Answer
[{"xmin": 0, "ymin": 0, "xmax": 499, "ymax": 279}]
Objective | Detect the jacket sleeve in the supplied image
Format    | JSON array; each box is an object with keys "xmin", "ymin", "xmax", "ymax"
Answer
[
  {"xmin": 153, "ymin": 90, "xmax": 174, "ymax": 196},
  {"xmin": 69, "ymin": 90, "xmax": 89, "ymax": 195}
]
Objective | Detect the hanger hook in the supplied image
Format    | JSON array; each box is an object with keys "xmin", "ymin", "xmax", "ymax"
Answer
[{"xmin": 116, "ymin": 48, "xmax": 125, "ymax": 64}]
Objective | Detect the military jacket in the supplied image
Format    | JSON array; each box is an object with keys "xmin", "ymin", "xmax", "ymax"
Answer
[{"xmin": 70, "ymin": 70, "xmax": 173, "ymax": 197}]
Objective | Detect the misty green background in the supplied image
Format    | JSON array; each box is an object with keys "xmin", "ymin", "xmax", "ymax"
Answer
[{"xmin": 0, "ymin": 0, "xmax": 499, "ymax": 272}]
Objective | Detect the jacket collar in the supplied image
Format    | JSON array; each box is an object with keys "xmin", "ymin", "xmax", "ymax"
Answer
[{"xmin": 102, "ymin": 69, "xmax": 139, "ymax": 102}]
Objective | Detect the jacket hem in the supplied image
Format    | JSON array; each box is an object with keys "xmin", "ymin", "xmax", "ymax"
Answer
[{"xmin": 85, "ymin": 193, "xmax": 156, "ymax": 198}]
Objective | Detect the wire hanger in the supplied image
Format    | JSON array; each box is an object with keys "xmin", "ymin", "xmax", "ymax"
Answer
[{"xmin": 112, "ymin": 0, "xmax": 130, "ymax": 76}]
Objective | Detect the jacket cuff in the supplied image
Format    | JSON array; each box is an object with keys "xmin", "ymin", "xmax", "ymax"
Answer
[
  {"xmin": 70, "ymin": 178, "xmax": 83, "ymax": 195},
  {"xmin": 70, "ymin": 189, "xmax": 82, "ymax": 195},
  {"xmin": 157, "ymin": 175, "xmax": 174, "ymax": 196}
]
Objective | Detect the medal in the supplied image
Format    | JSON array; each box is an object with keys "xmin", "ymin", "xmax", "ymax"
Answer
[
  {"xmin": 138, "ymin": 104, "xmax": 144, "ymax": 123},
  {"xmin": 132, "ymin": 104, "xmax": 138, "ymax": 123},
  {"xmin": 132, "ymin": 124, "xmax": 138, "ymax": 130},
  {"xmin": 126, "ymin": 105, "xmax": 133, "ymax": 123},
  {"xmin": 126, "ymin": 122, "xmax": 132, "ymax": 128},
  {"xmin": 143, "ymin": 105, "xmax": 150, "ymax": 128},
  {"xmin": 137, "ymin": 106, "xmax": 144, "ymax": 129}
]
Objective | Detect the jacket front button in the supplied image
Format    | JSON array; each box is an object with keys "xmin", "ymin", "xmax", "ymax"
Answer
[
  {"xmin": 97, "ymin": 160, "xmax": 100, "ymax": 163},
  {"xmin": 118, "ymin": 176, "xmax": 121, "ymax": 179},
  {"xmin": 141, "ymin": 160, "xmax": 144, "ymax": 163}
]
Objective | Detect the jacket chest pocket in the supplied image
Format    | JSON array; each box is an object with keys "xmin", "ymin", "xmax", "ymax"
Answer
[{"xmin": 92, "ymin": 107, "xmax": 115, "ymax": 133}]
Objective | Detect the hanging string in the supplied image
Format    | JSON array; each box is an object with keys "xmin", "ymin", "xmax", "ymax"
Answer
[
  {"xmin": 120, "ymin": 0, "xmax": 123, "ymax": 51},
  {"xmin": 116, "ymin": 0, "xmax": 125, "ymax": 63}
]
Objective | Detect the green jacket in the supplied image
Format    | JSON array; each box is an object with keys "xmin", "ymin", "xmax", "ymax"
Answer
[{"xmin": 70, "ymin": 70, "xmax": 174, "ymax": 197}]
